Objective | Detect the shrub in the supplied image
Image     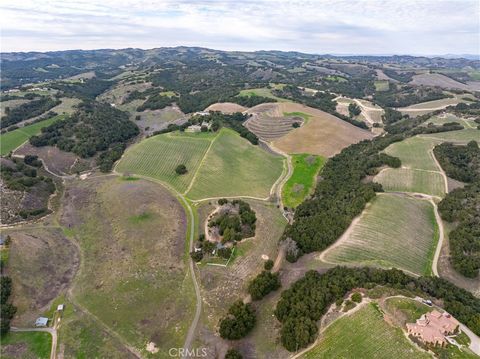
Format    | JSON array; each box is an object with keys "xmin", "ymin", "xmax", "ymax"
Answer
[
  {"xmin": 225, "ymin": 348, "xmax": 242, "ymax": 359},
  {"xmin": 264, "ymin": 259, "xmax": 274, "ymax": 271},
  {"xmin": 351, "ymin": 292, "xmax": 362, "ymax": 303},
  {"xmin": 175, "ymin": 164, "xmax": 187, "ymax": 175},
  {"xmin": 190, "ymin": 250, "xmax": 203, "ymax": 262}
]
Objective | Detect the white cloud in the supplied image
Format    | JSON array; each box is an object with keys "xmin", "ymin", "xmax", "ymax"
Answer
[{"xmin": 1, "ymin": 0, "xmax": 478, "ymax": 55}]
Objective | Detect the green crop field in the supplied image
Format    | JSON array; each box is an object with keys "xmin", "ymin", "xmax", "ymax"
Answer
[
  {"xmin": 116, "ymin": 132, "xmax": 213, "ymax": 193},
  {"xmin": 383, "ymin": 136, "xmax": 438, "ymax": 171},
  {"xmin": 323, "ymin": 194, "xmax": 438, "ymax": 275},
  {"xmin": 282, "ymin": 154, "xmax": 325, "ymax": 208},
  {"xmin": 238, "ymin": 88, "xmax": 289, "ymax": 102},
  {"xmin": 0, "ymin": 115, "xmax": 65, "ymax": 155},
  {"xmin": 1, "ymin": 331, "xmax": 52, "ymax": 359},
  {"xmin": 302, "ymin": 303, "xmax": 430, "ymax": 359},
  {"xmin": 186, "ymin": 128, "xmax": 284, "ymax": 199},
  {"xmin": 375, "ymin": 167, "xmax": 446, "ymax": 197},
  {"xmin": 384, "ymin": 297, "xmax": 431, "ymax": 323}
]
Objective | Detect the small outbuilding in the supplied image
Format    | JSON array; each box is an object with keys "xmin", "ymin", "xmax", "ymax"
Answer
[
  {"xmin": 57, "ymin": 304, "xmax": 64, "ymax": 311},
  {"xmin": 35, "ymin": 317, "xmax": 49, "ymax": 327}
]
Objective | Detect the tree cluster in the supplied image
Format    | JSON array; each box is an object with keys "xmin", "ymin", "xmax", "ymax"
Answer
[
  {"xmin": 348, "ymin": 103, "xmax": 361, "ymax": 117},
  {"xmin": 434, "ymin": 141, "xmax": 479, "ymax": 183},
  {"xmin": 439, "ymin": 182, "xmax": 480, "ymax": 278},
  {"xmin": 50, "ymin": 78, "xmax": 112, "ymax": 100},
  {"xmin": 275, "ymin": 267, "xmax": 480, "ymax": 351},
  {"xmin": 229, "ymin": 95, "xmax": 277, "ymax": 107},
  {"xmin": 219, "ymin": 300, "xmax": 256, "ymax": 340},
  {"xmin": 30, "ymin": 101, "xmax": 139, "ymax": 172},
  {"xmin": 247, "ymin": 270, "xmax": 281, "ymax": 300},
  {"xmin": 208, "ymin": 199, "xmax": 257, "ymax": 243},
  {"xmin": 1, "ymin": 276, "xmax": 16, "ymax": 336},
  {"xmin": 137, "ymin": 93, "xmax": 177, "ymax": 111}
]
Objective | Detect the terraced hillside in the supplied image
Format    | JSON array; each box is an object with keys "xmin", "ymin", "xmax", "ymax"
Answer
[
  {"xmin": 322, "ymin": 193, "xmax": 438, "ymax": 276},
  {"xmin": 245, "ymin": 115, "xmax": 304, "ymax": 141},
  {"xmin": 269, "ymin": 103, "xmax": 373, "ymax": 157}
]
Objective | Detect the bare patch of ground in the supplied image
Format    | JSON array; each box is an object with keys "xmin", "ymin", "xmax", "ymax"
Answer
[
  {"xmin": 410, "ymin": 73, "xmax": 480, "ymax": 92},
  {"xmin": 16, "ymin": 144, "xmax": 94, "ymax": 176},
  {"xmin": 205, "ymin": 102, "xmax": 247, "ymax": 114}
]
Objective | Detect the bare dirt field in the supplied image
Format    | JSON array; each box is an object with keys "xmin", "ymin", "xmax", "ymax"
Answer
[
  {"xmin": 4, "ymin": 227, "xmax": 79, "ymax": 326},
  {"xmin": 397, "ymin": 94, "xmax": 475, "ymax": 117},
  {"xmin": 271, "ymin": 103, "xmax": 373, "ymax": 157},
  {"xmin": 410, "ymin": 73, "xmax": 480, "ymax": 92},
  {"xmin": 16, "ymin": 144, "xmax": 94, "ymax": 176},
  {"xmin": 205, "ymin": 102, "xmax": 247, "ymax": 113}
]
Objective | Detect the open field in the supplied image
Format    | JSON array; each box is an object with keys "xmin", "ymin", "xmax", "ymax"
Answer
[
  {"xmin": 397, "ymin": 93, "xmax": 475, "ymax": 117},
  {"xmin": 1, "ymin": 115, "xmax": 65, "ymax": 155},
  {"xmin": 245, "ymin": 114, "xmax": 304, "ymax": 141},
  {"xmin": 383, "ymin": 297, "xmax": 431, "ymax": 324},
  {"xmin": 3, "ymin": 227, "xmax": 79, "ymax": 326},
  {"xmin": 1, "ymin": 331, "xmax": 52, "ymax": 359},
  {"xmin": 423, "ymin": 113, "xmax": 478, "ymax": 129},
  {"xmin": 322, "ymin": 194, "xmax": 438, "ymax": 276},
  {"xmin": 302, "ymin": 303, "xmax": 430, "ymax": 359},
  {"xmin": 282, "ymin": 154, "xmax": 325, "ymax": 208},
  {"xmin": 375, "ymin": 168, "xmax": 445, "ymax": 197},
  {"xmin": 97, "ymin": 80, "xmax": 152, "ymax": 105},
  {"xmin": 1, "ymin": 98, "xmax": 30, "ymax": 117},
  {"xmin": 238, "ymin": 87, "xmax": 289, "ymax": 102},
  {"xmin": 409, "ymin": 73, "xmax": 480, "ymax": 92},
  {"xmin": 204, "ymin": 102, "xmax": 247, "ymax": 113},
  {"xmin": 186, "ymin": 128, "xmax": 284, "ymax": 199},
  {"xmin": 116, "ymin": 132, "xmax": 213, "ymax": 193},
  {"xmin": 374, "ymin": 80, "xmax": 390, "ymax": 91},
  {"xmin": 271, "ymin": 103, "xmax": 373, "ymax": 157},
  {"xmin": 50, "ymin": 97, "xmax": 81, "ymax": 115},
  {"xmin": 134, "ymin": 105, "xmax": 185, "ymax": 135},
  {"xmin": 62, "ymin": 177, "xmax": 195, "ymax": 356}
]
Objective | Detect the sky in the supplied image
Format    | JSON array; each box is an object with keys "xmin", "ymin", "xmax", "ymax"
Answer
[{"xmin": 1, "ymin": 0, "xmax": 479, "ymax": 56}]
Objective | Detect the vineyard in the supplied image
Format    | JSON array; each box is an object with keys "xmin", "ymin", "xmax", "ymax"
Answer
[
  {"xmin": 186, "ymin": 128, "xmax": 284, "ymax": 199},
  {"xmin": 116, "ymin": 132, "xmax": 212, "ymax": 193},
  {"xmin": 245, "ymin": 115, "xmax": 304, "ymax": 141},
  {"xmin": 322, "ymin": 193, "xmax": 438, "ymax": 276},
  {"xmin": 375, "ymin": 168, "xmax": 446, "ymax": 197}
]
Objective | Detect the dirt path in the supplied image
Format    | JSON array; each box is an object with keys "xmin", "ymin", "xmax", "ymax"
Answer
[
  {"xmin": 11, "ymin": 326, "xmax": 58, "ymax": 359},
  {"xmin": 183, "ymin": 132, "xmax": 219, "ymax": 195}
]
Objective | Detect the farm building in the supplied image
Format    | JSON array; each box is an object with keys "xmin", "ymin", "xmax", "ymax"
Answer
[
  {"xmin": 406, "ymin": 310, "xmax": 459, "ymax": 346},
  {"xmin": 35, "ymin": 317, "xmax": 49, "ymax": 327}
]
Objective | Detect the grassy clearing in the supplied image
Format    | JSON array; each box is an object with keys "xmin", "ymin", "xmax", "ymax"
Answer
[
  {"xmin": 325, "ymin": 75, "xmax": 348, "ymax": 82},
  {"xmin": 186, "ymin": 128, "xmax": 284, "ymax": 199},
  {"xmin": 0, "ymin": 115, "xmax": 65, "ymax": 155},
  {"xmin": 384, "ymin": 297, "xmax": 431, "ymax": 323},
  {"xmin": 323, "ymin": 194, "xmax": 438, "ymax": 275},
  {"xmin": 375, "ymin": 167, "xmax": 445, "ymax": 197},
  {"xmin": 303, "ymin": 303, "xmax": 429, "ymax": 359},
  {"xmin": 282, "ymin": 154, "xmax": 325, "ymax": 208},
  {"xmin": 1, "ymin": 331, "xmax": 52, "ymax": 359},
  {"xmin": 374, "ymin": 80, "xmax": 390, "ymax": 91},
  {"xmin": 116, "ymin": 132, "xmax": 213, "ymax": 193},
  {"xmin": 238, "ymin": 88, "xmax": 289, "ymax": 102},
  {"xmin": 283, "ymin": 111, "xmax": 312, "ymax": 122},
  {"xmin": 65, "ymin": 177, "xmax": 194, "ymax": 356}
]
